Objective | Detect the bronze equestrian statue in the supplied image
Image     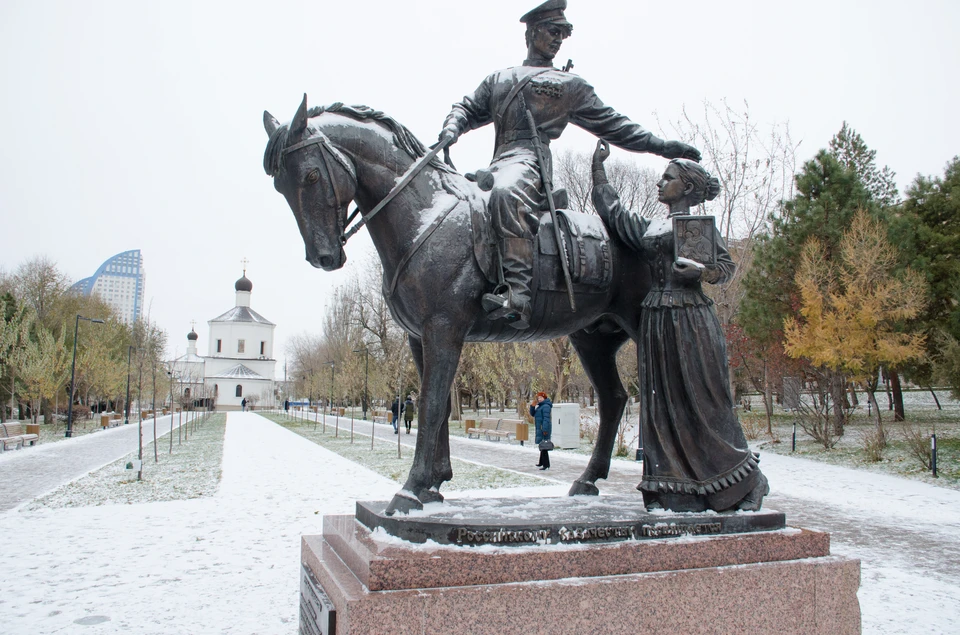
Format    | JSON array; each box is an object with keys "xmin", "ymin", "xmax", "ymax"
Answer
[
  {"xmin": 439, "ymin": 0, "xmax": 700, "ymax": 329},
  {"xmin": 263, "ymin": 95, "xmax": 677, "ymax": 514},
  {"xmin": 261, "ymin": 1, "xmax": 714, "ymax": 516}
]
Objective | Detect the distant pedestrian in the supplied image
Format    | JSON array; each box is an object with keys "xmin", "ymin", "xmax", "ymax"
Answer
[
  {"xmin": 403, "ymin": 395, "xmax": 416, "ymax": 434},
  {"xmin": 391, "ymin": 398, "xmax": 400, "ymax": 434},
  {"xmin": 241, "ymin": 398, "xmax": 247, "ymax": 412},
  {"xmin": 530, "ymin": 391, "xmax": 553, "ymax": 470},
  {"xmin": 284, "ymin": 399, "xmax": 290, "ymax": 412}
]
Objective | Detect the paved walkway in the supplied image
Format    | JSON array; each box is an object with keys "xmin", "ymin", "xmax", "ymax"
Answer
[{"xmin": 0, "ymin": 413, "xmax": 196, "ymax": 511}]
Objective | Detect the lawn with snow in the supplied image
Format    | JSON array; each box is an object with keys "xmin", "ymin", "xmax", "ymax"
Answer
[
  {"xmin": 26, "ymin": 414, "xmax": 227, "ymax": 510},
  {"xmin": 262, "ymin": 412, "xmax": 548, "ymax": 491}
]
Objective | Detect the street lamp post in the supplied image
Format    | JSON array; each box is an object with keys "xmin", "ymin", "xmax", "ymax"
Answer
[
  {"xmin": 353, "ymin": 347, "xmax": 369, "ymax": 420},
  {"xmin": 124, "ymin": 346, "xmax": 136, "ymax": 426},
  {"xmin": 66, "ymin": 315, "xmax": 104, "ymax": 438}
]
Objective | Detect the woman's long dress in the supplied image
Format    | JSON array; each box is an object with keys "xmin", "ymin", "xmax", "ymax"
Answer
[{"xmin": 594, "ymin": 184, "xmax": 762, "ymax": 512}]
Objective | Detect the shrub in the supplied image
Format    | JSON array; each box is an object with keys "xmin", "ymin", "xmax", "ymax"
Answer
[
  {"xmin": 900, "ymin": 423, "xmax": 932, "ymax": 470},
  {"xmin": 858, "ymin": 426, "xmax": 887, "ymax": 462}
]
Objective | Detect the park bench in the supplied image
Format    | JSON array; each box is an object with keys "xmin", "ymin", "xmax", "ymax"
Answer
[
  {"xmin": 466, "ymin": 417, "xmax": 516, "ymax": 441},
  {"xmin": 0, "ymin": 422, "xmax": 39, "ymax": 451},
  {"xmin": 373, "ymin": 415, "xmax": 387, "ymax": 424},
  {"xmin": 499, "ymin": 419, "xmax": 524, "ymax": 442}
]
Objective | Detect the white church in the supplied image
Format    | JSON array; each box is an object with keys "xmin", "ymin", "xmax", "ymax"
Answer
[{"xmin": 169, "ymin": 269, "xmax": 277, "ymax": 411}]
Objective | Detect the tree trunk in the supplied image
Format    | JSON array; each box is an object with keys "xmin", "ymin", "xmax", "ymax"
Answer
[
  {"xmin": 865, "ymin": 376, "xmax": 882, "ymax": 431},
  {"xmin": 847, "ymin": 384, "xmax": 859, "ymax": 407},
  {"xmin": 763, "ymin": 361, "xmax": 773, "ymax": 436},
  {"xmin": 883, "ymin": 368, "xmax": 893, "ymax": 410},
  {"xmin": 449, "ymin": 383, "xmax": 461, "ymax": 421},
  {"xmin": 890, "ymin": 370, "xmax": 905, "ymax": 422},
  {"xmin": 830, "ymin": 372, "xmax": 846, "ymax": 436},
  {"xmin": 928, "ymin": 386, "xmax": 942, "ymax": 410}
]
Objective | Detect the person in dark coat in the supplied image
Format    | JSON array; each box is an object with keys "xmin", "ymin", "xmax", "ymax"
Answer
[
  {"xmin": 403, "ymin": 395, "xmax": 416, "ymax": 434},
  {"xmin": 241, "ymin": 398, "xmax": 247, "ymax": 412},
  {"xmin": 530, "ymin": 391, "xmax": 553, "ymax": 470},
  {"xmin": 391, "ymin": 398, "xmax": 400, "ymax": 434}
]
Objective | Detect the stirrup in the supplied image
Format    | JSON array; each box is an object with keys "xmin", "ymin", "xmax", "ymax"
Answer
[
  {"xmin": 487, "ymin": 301, "xmax": 530, "ymax": 330},
  {"xmin": 482, "ymin": 290, "xmax": 510, "ymax": 314}
]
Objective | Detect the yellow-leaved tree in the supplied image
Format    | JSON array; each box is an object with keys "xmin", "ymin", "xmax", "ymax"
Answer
[{"xmin": 784, "ymin": 210, "xmax": 927, "ymax": 447}]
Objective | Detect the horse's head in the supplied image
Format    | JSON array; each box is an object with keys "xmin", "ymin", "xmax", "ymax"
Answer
[{"xmin": 263, "ymin": 94, "xmax": 357, "ymax": 271}]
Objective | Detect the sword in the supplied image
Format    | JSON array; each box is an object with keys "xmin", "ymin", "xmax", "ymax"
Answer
[{"xmin": 524, "ymin": 108, "xmax": 576, "ymax": 312}]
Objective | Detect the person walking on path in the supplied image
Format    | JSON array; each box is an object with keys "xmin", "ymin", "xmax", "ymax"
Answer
[
  {"xmin": 391, "ymin": 398, "xmax": 400, "ymax": 434},
  {"xmin": 241, "ymin": 398, "xmax": 247, "ymax": 412},
  {"xmin": 403, "ymin": 395, "xmax": 416, "ymax": 434},
  {"xmin": 530, "ymin": 391, "xmax": 553, "ymax": 470}
]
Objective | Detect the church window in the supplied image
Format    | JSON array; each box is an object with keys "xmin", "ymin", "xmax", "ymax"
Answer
[
  {"xmin": 235, "ymin": 385, "xmax": 243, "ymax": 397},
  {"xmin": 216, "ymin": 339, "xmax": 222, "ymax": 353},
  {"xmin": 238, "ymin": 339, "xmax": 245, "ymax": 353},
  {"xmin": 260, "ymin": 341, "xmax": 265, "ymax": 355}
]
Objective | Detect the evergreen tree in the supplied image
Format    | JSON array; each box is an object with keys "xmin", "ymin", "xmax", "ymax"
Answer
[
  {"xmin": 739, "ymin": 150, "xmax": 875, "ymax": 345},
  {"xmin": 829, "ymin": 122, "xmax": 900, "ymax": 207},
  {"xmin": 891, "ymin": 157, "xmax": 960, "ymax": 391}
]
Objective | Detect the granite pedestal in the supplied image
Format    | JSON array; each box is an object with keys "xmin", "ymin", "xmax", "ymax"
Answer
[{"xmin": 301, "ymin": 497, "xmax": 861, "ymax": 635}]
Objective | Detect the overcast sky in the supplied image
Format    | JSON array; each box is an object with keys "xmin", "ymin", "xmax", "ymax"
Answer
[{"xmin": 1, "ymin": 0, "xmax": 958, "ymax": 372}]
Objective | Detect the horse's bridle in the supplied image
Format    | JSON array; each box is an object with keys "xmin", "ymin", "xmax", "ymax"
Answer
[
  {"xmin": 281, "ymin": 128, "xmax": 462, "ymax": 301},
  {"xmin": 280, "ymin": 132, "xmax": 362, "ymax": 246},
  {"xmin": 281, "ymin": 130, "xmax": 454, "ymax": 246}
]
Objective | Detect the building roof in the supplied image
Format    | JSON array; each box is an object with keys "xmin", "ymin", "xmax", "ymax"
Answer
[
  {"xmin": 209, "ymin": 306, "xmax": 275, "ymax": 325},
  {"xmin": 209, "ymin": 364, "xmax": 269, "ymax": 380},
  {"xmin": 173, "ymin": 353, "xmax": 205, "ymax": 364},
  {"xmin": 235, "ymin": 274, "xmax": 253, "ymax": 292}
]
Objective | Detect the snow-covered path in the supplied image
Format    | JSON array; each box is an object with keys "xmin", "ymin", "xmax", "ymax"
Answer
[
  {"xmin": 0, "ymin": 413, "xmax": 195, "ymax": 512},
  {"xmin": 0, "ymin": 412, "xmax": 396, "ymax": 634},
  {"xmin": 2, "ymin": 412, "xmax": 959, "ymax": 634}
]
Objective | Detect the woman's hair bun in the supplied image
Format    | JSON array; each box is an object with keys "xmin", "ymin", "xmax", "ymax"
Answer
[{"xmin": 704, "ymin": 176, "xmax": 721, "ymax": 202}]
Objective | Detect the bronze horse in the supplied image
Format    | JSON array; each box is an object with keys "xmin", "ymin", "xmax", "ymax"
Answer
[{"xmin": 263, "ymin": 96, "xmax": 651, "ymax": 515}]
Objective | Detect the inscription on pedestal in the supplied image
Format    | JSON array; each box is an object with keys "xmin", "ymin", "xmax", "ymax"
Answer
[
  {"xmin": 357, "ymin": 497, "xmax": 785, "ymax": 547},
  {"xmin": 300, "ymin": 564, "xmax": 336, "ymax": 635}
]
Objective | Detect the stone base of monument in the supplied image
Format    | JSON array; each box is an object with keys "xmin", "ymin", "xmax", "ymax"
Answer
[{"xmin": 300, "ymin": 496, "xmax": 860, "ymax": 635}]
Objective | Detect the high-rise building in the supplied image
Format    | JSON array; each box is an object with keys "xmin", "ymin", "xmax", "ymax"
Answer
[{"xmin": 71, "ymin": 249, "xmax": 145, "ymax": 324}]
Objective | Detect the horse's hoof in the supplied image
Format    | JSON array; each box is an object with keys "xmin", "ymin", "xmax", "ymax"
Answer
[
  {"xmin": 384, "ymin": 491, "xmax": 422, "ymax": 516},
  {"xmin": 568, "ymin": 480, "xmax": 600, "ymax": 496},
  {"xmin": 418, "ymin": 488, "xmax": 444, "ymax": 504}
]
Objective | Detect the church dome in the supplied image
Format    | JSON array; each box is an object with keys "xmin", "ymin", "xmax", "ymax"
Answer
[
  {"xmin": 187, "ymin": 329, "xmax": 199, "ymax": 341},
  {"xmin": 235, "ymin": 275, "xmax": 253, "ymax": 292}
]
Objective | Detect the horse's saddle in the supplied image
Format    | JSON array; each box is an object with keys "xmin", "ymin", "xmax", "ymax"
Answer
[{"xmin": 471, "ymin": 199, "xmax": 614, "ymax": 295}]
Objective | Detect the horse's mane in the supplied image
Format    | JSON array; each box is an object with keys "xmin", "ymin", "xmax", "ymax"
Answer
[{"xmin": 263, "ymin": 102, "xmax": 452, "ymax": 177}]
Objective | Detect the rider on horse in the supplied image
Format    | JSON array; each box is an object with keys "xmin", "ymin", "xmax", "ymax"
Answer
[{"xmin": 438, "ymin": 0, "xmax": 701, "ymax": 329}]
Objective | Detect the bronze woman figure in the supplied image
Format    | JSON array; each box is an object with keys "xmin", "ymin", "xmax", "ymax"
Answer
[{"xmin": 592, "ymin": 140, "xmax": 769, "ymax": 512}]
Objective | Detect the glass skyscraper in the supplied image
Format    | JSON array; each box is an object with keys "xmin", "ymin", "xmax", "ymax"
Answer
[{"xmin": 71, "ymin": 249, "xmax": 145, "ymax": 324}]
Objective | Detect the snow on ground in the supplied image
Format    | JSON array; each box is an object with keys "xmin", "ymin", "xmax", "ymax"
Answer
[
  {"xmin": 2, "ymin": 411, "xmax": 959, "ymax": 634},
  {"xmin": 0, "ymin": 412, "xmax": 398, "ymax": 634},
  {"xmin": 761, "ymin": 450, "xmax": 960, "ymax": 635}
]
